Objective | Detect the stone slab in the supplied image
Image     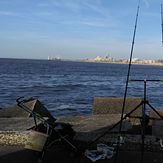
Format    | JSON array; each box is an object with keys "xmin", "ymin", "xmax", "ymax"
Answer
[
  {"xmin": 0, "ymin": 118, "xmax": 42, "ymax": 131},
  {"xmin": 0, "ymin": 98, "xmax": 55, "ymax": 121},
  {"xmin": 93, "ymin": 97, "xmax": 142, "ymax": 116},
  {"xmin": 57, "ymin": 114, "xmax": 132, "ymax": 133}
]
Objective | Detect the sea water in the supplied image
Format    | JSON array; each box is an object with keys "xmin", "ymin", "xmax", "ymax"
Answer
[{"xmin": 0, "ymin": 58, "xmax": 163, "ymax": 117}]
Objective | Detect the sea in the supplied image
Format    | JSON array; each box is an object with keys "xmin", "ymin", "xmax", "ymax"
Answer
[{"xmin": 0, "ymin": 58, "xmax": 163, "ymax": 117}]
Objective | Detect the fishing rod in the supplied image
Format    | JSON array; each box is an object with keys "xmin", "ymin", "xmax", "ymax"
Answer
[
  {"xmin": 161, "ymin": 1, "xmax": 163, "ymax": 46},
  {"xmin": 114, "ymin": 0, "xmax": 141, "ymax": 162},
  {"xmin": 87, "ymin": 0, "xmax": 141, "ymax": 153}
]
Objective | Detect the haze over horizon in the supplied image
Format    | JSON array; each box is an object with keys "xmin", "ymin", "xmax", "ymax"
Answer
[{"xmin": 0, "ymin": 0, "xmax": 163, "ymax": 60}]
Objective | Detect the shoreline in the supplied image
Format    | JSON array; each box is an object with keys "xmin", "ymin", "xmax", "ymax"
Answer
[
  {"xmin": 1, "ymin": 57, "xmax": 163, "ymax": 67},
  {"xmin": 80, "ymin": 60, "xmax": 163, "ymax": 67}
]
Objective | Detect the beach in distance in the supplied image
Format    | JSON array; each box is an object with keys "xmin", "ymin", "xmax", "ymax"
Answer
[{"xmin": 0, "ymin": 58, "xmax": 163, "ymax": 117}]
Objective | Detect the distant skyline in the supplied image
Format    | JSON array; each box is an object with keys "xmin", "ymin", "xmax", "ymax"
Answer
[{"xmin": 0, "ymin": 0, "xmax": 163, "ymax": 60}]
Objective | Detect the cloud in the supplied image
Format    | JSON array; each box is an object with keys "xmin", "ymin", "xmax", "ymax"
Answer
[
  {"xmin": 82, "ymin": 1, "xmax": 107, "ymax": 17},
  {"xmin": 51, "ymin": 0, "xmax": 108, "ymax": 16},
  {"xmin": 80, "ymin": 21, "xmax": 109, "ymax": 28},
  {"xmin": 0, "ymin": 11, "xmax": 18, "ymax": 16},
  {"xmin": 37, "ymin": 3, "xmax": 50, "ymax": 7},
  {"xmin": 34, "ymin": 12, "xmax": 53, "ymax": 16},
  {"xmin": 80, "ymin": 19, "xmax": 116, "ymax": 28},
  {"xmin": 51, "ymin": 0, "xmax": 81, "ymax": 13},
  {"xmin": 143, "ymin": 0, "xmax": 150, "ymax": 8},
  {"xmin": 58, "ymin": 17, "xmax": 117, "ymax": 29},
  {"xmin": 48, "ymin": 0, "xmax": 114, "ymax": 28}
]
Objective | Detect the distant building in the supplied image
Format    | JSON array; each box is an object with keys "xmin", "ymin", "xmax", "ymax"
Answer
[
  {"xmin": 132, "ymin": 58, "xmax": 139, "ymax": 62},
  {"xmin": 81, "ymin": 55, "xmax": 163, "ymax": 65},
  {"xmin": 93, "ymin": 55, "xmax": 113, "ymax": 62},
  {"xmin": 48, "ymin": 56, "xmax": 61, "ymax": 61}
]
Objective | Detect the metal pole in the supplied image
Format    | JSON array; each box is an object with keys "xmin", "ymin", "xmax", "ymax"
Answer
[
  {"xmin": 141, "ymin": 80, "xmax": 146, "ymax": 163},
  {"xmin": 114, "ymin": 1, "xmax": 141, "ymax": 162}
]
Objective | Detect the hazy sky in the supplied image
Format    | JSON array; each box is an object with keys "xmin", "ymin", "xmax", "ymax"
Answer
[{"xmin": 0, "ymin": 0, "xmax": 163, "ymax": 60}]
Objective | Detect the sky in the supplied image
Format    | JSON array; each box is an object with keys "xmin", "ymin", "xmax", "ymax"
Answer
[{"xmin": 0, "ymin": 0, "xmax": 163, "ymax": 60}]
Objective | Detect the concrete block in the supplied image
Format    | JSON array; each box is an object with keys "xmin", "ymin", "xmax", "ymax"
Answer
[
  {"xmin": 0, "ymin": 97, "xmax": 55, "ymax": 121},
  {"xmin": 93, "ymin": 97, "xmax": 142, "ymax": 117}
]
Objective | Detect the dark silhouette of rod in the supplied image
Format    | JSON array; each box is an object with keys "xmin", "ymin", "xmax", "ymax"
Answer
[
  {"xmin": 114, "ymin": 0, "xmax": 141, "ymax": 163},
  {"xmin": 161, "ymin": 2, "xmax": 163, "ymax": 46},
  {"xmin": 88, "ymin": 0, "xmax": 141, "ymax": 154}
]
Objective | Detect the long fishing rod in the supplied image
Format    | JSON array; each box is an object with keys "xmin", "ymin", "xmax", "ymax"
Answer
[
  {"xmin": 161, "ymin": 2, "xmax": 163, "ymax": 46},
  {"xmin": 114, "ymin": 0, "xmax": 141, "ymax": 163},
  {"xmin": 87, "ymin": 0, "xmax": 141, "ymax": 151}
]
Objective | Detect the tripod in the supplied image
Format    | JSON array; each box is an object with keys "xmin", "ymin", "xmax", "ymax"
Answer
[
  {"xmin": 89, "ymin": 79, "xmax": 163, "ymax": 163},
  {"xmin": 129, "ymin": 79, "xmax": 163, "ymax": 163}
]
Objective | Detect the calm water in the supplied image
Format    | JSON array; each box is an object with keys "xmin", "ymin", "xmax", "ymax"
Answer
[{"xmin": 0, "ymin": 58, "xmax": 163, "ymax": 117}]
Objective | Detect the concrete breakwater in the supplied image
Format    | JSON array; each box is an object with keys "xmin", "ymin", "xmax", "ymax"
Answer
[{"xmin": 0, "ymin": 97, "xmax": 163, "ymax": 153}]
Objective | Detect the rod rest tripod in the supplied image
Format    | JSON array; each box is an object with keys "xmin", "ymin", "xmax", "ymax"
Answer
[{"xmin": 89, "ymin": 79, "xmax": 163, "ymax": 145}]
